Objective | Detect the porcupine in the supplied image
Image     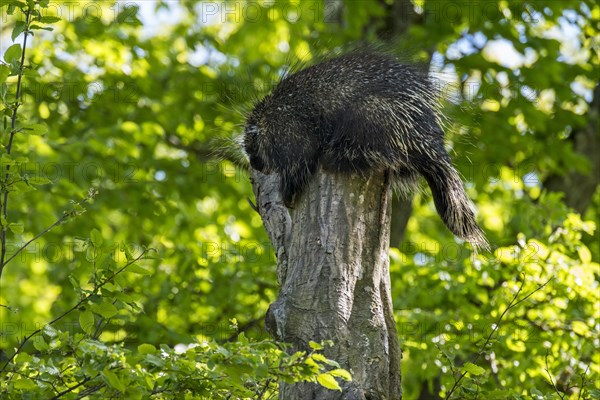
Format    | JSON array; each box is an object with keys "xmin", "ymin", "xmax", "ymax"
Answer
[{"xmin": 243, "ymin": 50, "xmax": 488, "ymax": 250}]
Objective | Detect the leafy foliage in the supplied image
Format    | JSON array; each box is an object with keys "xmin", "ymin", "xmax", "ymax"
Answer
[
  {"xmin": 0, "ymin": 0, "xmax": 598, "ymax": 399},
  {"xmin": 6, "ymin": 328, "xmax": 348, "ymax": 399},
  {"xmin": 0, "ymin": 1, "xmax": 349, "ymax": 398}
]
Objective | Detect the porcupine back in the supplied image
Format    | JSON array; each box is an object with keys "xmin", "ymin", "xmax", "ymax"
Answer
[{"xmin": 243, "ymin": 51, "xmax": 488, "ymax": 250}]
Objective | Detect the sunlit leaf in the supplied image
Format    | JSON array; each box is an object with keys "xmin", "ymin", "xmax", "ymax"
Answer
[
  {"xmin": 463, "ymin": 362, "xmax": 486, "ymax": 376},
  {"xmin": 317, "ymin": 373, "xmax": 342, "ymax": 391},
  {"xmin": 90, "ymin": 301, "xmax": 118, "ymax": 319},
  {"xmin": 102, "ymin": 368, "xmax": 126, "ymax": 392},
  {"xmin": 11, "ymin": 21, "xmax": 26, "ymax": 41},
  {"xmin": 79, "ymin": 310, "xmax": 95, "ymax": 335},
  {"xmin": 3, "ymin": 43, "xmax": 22, "ymax": 63}
]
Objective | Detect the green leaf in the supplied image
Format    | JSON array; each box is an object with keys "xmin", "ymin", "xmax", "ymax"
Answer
[
  {"xmin": 14, "ymin": 353, "xmax": 33, "ymax": 363},
  {"xmin": 8, "ymin": 223, "xmax": 23, "ymax": 234},
  {"xmin": 311, "ymin": 352, "xmax": 340, "ymax": 368},
  {"xmin": 138, "ymin": 343, "xmax": 156, "ymax": 354},
  {"xmin": 14, "ymin": 377, "xmax": 37, "ymax": 390},
  {"xmin": 126, "ymin": 264, "xmax": 152, "ymax": 275},
  {"xmin": 38, "ymin": 15, "xmax": 61, "ymax": 23},
  {"xmin": 68, "ymin": 275, "xmax": 81, "ymax": 291},
  {"xmin": 0, "ymin": 154, "xmax": 15, "ymax": 167},
  {"xmin": 463, "ymin": 362, "xmax": 486, "ymax": 376},
  {"xmin": 11, "ymin": 21, "xmax": 26, "ymax": 41},
  {"xmin": 144, "ymin": 376, "xmax": 154, "ymax": 390},
  {"xmin": 43, "ymin": 324, "xmax": 58, "ymax": 338},
  {"xmin": 309, "ymin": 341, "xmax": 323, "ymax": 350},
  {"xmin": 145, "ymin": 354, "xmax": 165, "ymax": 367},
  {"xmin": 316, "ymin": 373, "xmax": 342, "ymax": 391},
  {"xmin": 4, "ymin": 1, "xmax": 27, "ymax": 14},
  {"xmin": 530, "ymin": 388, "xmax": 543, "ymax": 396},
  {"xmin": 577, "ymin": 246, "xmax": 591, "ymax": 263},
  {"xmin": 27, "ymin": 176, "xmax": 52, "ymax": 185},
  {"xmin": 571, "ymin": 320, "xmax": 590, "ymax": 336},
  {"xmin": 79, "ymin": 309, "xmax": 95, "ymax": 334},
  {"xmin": 304, "ymin": 357, "xmax": 319, "ymax": 370},
  {"xmin": 0, "ymin": 64, "xmax": 10, "ymax": 83},
  {"xmin": 33, "ymin": 336, "xmax": 49, "ymax": 351},
  {"xmin": 71, "ymin": 203, "xmax": 85, "ymax": 214},
  {"xmin": 102, "ymin": 368, "xmax": 126, "ymax": 392},
  {"xmin": 90, "ymin": 301, "xmax": 118, "ymax": 318},
  {"xmin": 90, "ymin": 228, "xmax": 103, "ymax": 247},
  {"xmin": 312, "ymin": 353, "xmax": 328, "ymax": 363},
  {"xmin": 24, "ymin": 123, "xmax": 48, "ymax": 136},
  {"xmin": 29, "ymin": 24, "xmax": 53, "ymax": 31},
  {"xmin": 328, "ymin": 368, "xmax": 352, "ymax": 381},
  {"xmin": 1, "ymin": 83, "xmax": 8, "ymax": 101},
  {"xmin": 113, "ymin": 291, "xmax": 133, "ymax": 304},
  {"xmin": 4, "ymin": 43, "xmax": 22, "ymax": 63},
  {"xmin": 120, "ymin": 242, "xmax": 134, "ymax": 261}
]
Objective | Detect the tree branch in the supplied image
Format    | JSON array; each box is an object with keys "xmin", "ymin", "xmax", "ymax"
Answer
[
  {"xmin": 49, "ymin": 376, "xmax": 93, "ymax": 400},
  {"xmin": 1, "ymin": 190, "xmax": 96, "ymax": 269},
  {"xmin": 0, "ymin": 7, "xmax": 32, "ymax": 282},
  {"xmin": 445, "ymin": 275, "xmax": 553, "ymax": 398},
  {"xmin": 545, "ymin": 350, "xmax": 565, "ymax": 400},
  {"xmin": 0, "ymin": 248, "xmax": 151, "ymax": 373}
]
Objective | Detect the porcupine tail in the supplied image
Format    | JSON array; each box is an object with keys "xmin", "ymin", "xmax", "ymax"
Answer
[{"xmin": 417, "ymin": 157, "xmax": 489, "ymax": 251}]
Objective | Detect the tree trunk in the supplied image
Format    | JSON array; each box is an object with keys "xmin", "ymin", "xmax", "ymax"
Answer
[
  {"xmin": 251, "ymin": 167, "xmax": 402, "ymax": 400},
  {"xmin": 544, "ymin": 84, "xmax": 600, "ymax": 214}
]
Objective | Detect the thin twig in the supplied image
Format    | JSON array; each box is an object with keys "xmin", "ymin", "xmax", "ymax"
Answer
[
  {"xmin": 445, "ymin": 274, "xmax": 553, "ymax": 399},
  {"xmin": 576, "ymin": 363, "xmax": 590, "ymax": 400},
  {"xmin": 0, "ymin": 249, "xmax": 150, "ymax": 373},
  {"xmin": 2, "ymin": 193, "xmax": 95, "ymax": 267},
  {"xmin": 545, "ymin": 350, "xmax": 565, "ymax": 399},
  {"xmin": 48, "ymin": 376, "xmax": 92, "ymax": 400},
  {"xmin": 436, "ymin": 343, "xmax": 458, "ymax": 377},
  {"xmin": 0, "ymin": 7, "xmax": 32, "ymax": 282},
  {"xmin": 72, "ymin": 384, "xmax": 105, "ymax": 399},
  {"xmin": 257, "ymin": 378, "xmax": 273, "ymax": 399}
]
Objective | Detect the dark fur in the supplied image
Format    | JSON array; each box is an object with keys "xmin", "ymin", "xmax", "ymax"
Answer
[{"xmin": 244, "ymin": 51, "xmax": 488, "ymax": 250}]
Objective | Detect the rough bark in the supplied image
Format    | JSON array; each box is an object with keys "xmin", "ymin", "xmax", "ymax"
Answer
[{"xmin": 251, "ymin": 167, "xmax": 402, "ymax": 400}]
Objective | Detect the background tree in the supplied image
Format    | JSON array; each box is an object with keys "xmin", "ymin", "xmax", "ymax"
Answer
[{"xmin": 0, "ymin": 0, "xmax": 598, "ymax": 399}]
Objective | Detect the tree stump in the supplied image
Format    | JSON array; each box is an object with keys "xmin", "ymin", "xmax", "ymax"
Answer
[{"xmin": 251, "ymin": 167, "xmax": 402, "ymax": 400}]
